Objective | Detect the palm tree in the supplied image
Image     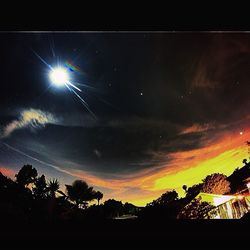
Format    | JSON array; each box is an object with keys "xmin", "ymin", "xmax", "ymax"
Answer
[
  {"xmin": 47, "ymin": 179, "xmax": 60, "ymax": 198},
  {"xmin": 94, "ymin": 191, "xmax": 103, "ymax": 205},
  {"xmin": 47, "ymin": 179, "xmax": 60, "ymax": 218},
  {"xmin": 65, "ymin": 180, "xmax": 96, "ymax": 208}
]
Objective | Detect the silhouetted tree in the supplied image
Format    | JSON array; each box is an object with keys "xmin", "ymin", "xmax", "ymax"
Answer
[
  {"xmin": 48, "ymin": 179, "xmax": 60, "ymax": 198},
  {"xmin": 227, "ymin": 162, "xmax": 250, "ymax": 193},
  {"xmin": 103, "ymin": 199, "xmax": 124, "ymax": 218},
  {"xmin": 182, "ymin": 185, "xmax": 188, "ymax": 193},
  {"xmin": 94, "ymin": 191, "xmax": 103, "ymax": 205},
  {"xmin": 178, "ymin": 197, "xmax": 216, "ymax": 219},
  {"xmin": 45, "ymin": 179, "xmax": 60, "ymax": 219},
  {"xmin": 202, "ymin": 173, "xmax": 230, "ymax": 194},
  {"xmin": 0, "ymin": 172, "xmax": 16, "ymax": 202},
  {"xmin": 66, "ymin": 180, "xmax": 95, "ymax": 208},
  {"xmin": 32, "ymin": 174, "xmax": 47, "ymax": 199},
  {"xmin": 124, "ymin": 202, "xmax": 138, "ymax": 215},
  {"xmin": 185, "ymin": 183, "xmax": 203, "ymax": 200},
  {"xmin": 15, "ymin": 165, "xmax": 37, "ymax": 187},
  {"xmin": 142, "ymin": 190, "xmax": 182, "ymax": 219},
  {"xmin": 243, "ymin": 159, "xmax": 248, "ymax": 166},
  {"xmin": 148, "ymin": 190, "xmax": 178, "ymax": 206},
  {"xmin": 158, "ymin": 190, "xmax": 178, "ymax": 204},
  {"xmin": 1, "ymin": 169, "xmax": 34, "ymax": 223}
]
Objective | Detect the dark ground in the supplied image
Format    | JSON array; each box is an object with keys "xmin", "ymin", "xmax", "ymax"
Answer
[{"xmin": 1, "ymin": 218, "xmax": 250, "ymax": 249}]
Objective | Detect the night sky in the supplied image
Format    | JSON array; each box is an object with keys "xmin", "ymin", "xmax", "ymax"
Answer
[{"xmin": 1, "ymin": 32, "xmax": 250, "ymax": 205}]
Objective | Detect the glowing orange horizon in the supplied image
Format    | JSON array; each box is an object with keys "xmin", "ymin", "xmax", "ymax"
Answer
[
  {"xmin": 1, "ymin": 123, "xmax": 249, "ymax": 207},
  {"xmin": 57, "ymin": 124, "xmax": 250, "ymax": 206}
]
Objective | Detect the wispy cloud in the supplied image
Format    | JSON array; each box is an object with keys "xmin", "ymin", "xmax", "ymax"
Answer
[
  {"xmin": 0, "ymin": 109, "xmax": 57, "ymax": 138},
  {"xmin": 180, "ymin": 123, "xmax": 212, "ymax": 135}
]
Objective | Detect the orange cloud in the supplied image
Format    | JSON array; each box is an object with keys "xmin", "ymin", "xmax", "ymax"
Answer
[
  {"xmin": 153, "ymin": 136, "xmax": 249, "ymax": 191},
  {"xmin": 62, "ymin": 125, "xmax": 250, "ymax": 206},
  {"xmin": 180, "ymin": 123, "xmax": 213, "ymax": 134},
  {"xmin": 3, "ymin": 122, "xmax": 249, "ymax": 207},
  {"xmin": 0, "ymin": 166, "xmax": 15, "ymax": 178}
]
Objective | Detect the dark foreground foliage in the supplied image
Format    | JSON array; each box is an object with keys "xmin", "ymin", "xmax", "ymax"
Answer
[
  {"xmin": 0, "ymin": 161, "xmax": 250, "ymax": 249},
  {"xmin": 0, "ymin": 158, "xmax": 250, "ymax": 247}
]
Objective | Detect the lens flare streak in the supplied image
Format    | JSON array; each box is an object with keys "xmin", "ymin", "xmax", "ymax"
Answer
[
  {"xmin": 69, "ymin": 87, "xmax": 97, "ymax": 119},
  {"xmin": 31, "ymin": 49, "xmax": 53, "ymax": 70},
  {"xmin": 66, "ymin": 81, "xmax": 82, "ymax": 92}
]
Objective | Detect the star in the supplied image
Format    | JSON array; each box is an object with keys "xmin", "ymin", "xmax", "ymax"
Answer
[
  {"xmin": 240, "ymin": 131, "xmax": 243, "ymax": 135},
  {"xmin": 140, "ymin": 92, "xmax": 143, "ymax": 96}
]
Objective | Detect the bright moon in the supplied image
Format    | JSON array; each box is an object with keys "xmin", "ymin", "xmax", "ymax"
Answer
[{"xmin": 49, "ymin": 67, "xmax": 69, "ymax": 86}]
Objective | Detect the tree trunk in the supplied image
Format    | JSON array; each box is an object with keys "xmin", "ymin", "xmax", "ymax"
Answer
[{"xmin": 48, "ymin": 193, "xmax": 56, "ymax": 221}]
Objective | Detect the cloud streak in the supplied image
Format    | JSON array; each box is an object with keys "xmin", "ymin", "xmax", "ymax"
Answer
[
  {"xmin": 180, "ymin": 123, "xmax": 213, "ymax": 135},
  {"xmin": 0, "ymin": 109, "xmax": 56, "ymax": 138}
]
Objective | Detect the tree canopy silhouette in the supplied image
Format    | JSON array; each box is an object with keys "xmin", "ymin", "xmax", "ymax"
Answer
[
  {"xmin": 15, "ymin": 164, "xmax": 38, "ymax": 187},
  {"xmin": 32, "ymin": 174, "xmax": 47, "ymax": 200},
  {"xmin": 65, "ymin": 180, "xmax": 96, "ymax": 208},
  {"xmin": 103, "ymin": 199, "xmax": 124, "ymax": 218},
  {"xmin": 178, "ymin": 197, "xmax": 216, "ymax": 219},
  {"xmin": 94, "ymin": 191, "xmax": 103, "ymax": 205},
  {"xmin": 227, "ymin": 161, "xmax": 250, "ymax": 193},
  {"xmin": 185, "ymin": 183, "xmax": 203, "ymax": 200},
  {"xmin": 202, "ymin": 173, "xmax": 230, "ymax": 194},
  {"xmin": 147, "ymin": 190, "xmax": 178, "ymax": 206}
]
